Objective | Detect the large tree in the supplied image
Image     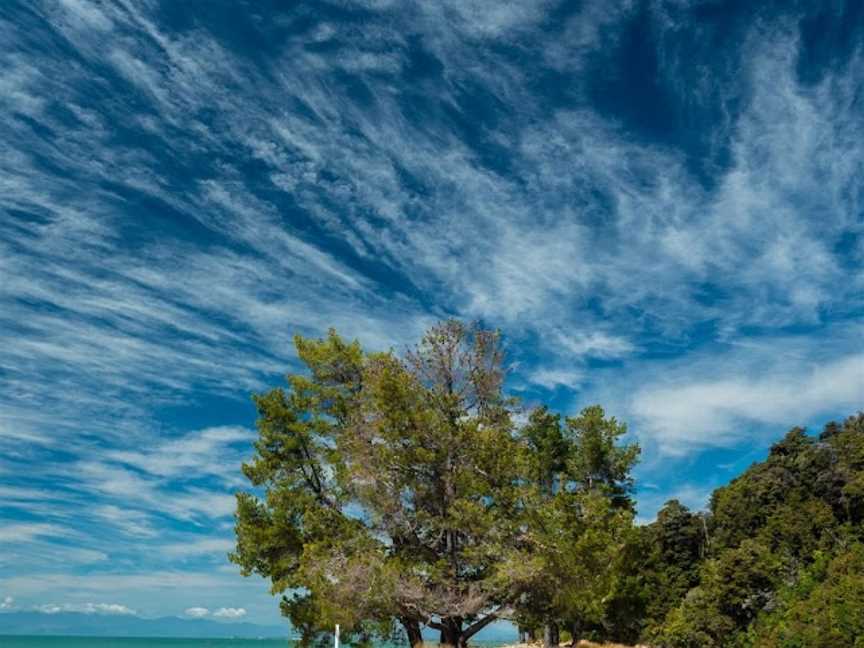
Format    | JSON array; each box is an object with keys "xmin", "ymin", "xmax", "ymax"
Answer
[{"xmin": 231, "ymin": 321, "xmax": 529, "ymax": 647}]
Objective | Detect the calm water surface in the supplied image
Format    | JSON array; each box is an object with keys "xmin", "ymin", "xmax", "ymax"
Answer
[
  {"xmin": 0, "ymin": 639, "xmax": 294, "ymax": 648},
  {"xmin": 0, "ymin": 639, "xmax": 513, "ymax": 648}
]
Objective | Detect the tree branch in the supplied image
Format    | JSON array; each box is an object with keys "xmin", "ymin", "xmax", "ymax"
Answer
[{"xmin": 462, "ymin": 612, "xmax": 500, "ymax": 641}]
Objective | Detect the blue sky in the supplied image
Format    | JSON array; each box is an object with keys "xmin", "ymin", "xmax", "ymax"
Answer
[{"xmin": 1, "ymin": 0, "xmax": 862, "ymax": 628}]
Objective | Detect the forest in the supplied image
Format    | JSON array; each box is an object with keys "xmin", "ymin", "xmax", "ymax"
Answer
[{"xmin": 231, "ymin": 321, "xmax": 864, "ymax": 648}]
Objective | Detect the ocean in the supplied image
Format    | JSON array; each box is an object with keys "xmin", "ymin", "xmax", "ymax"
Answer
[
  {"xmin": 0, "ymin": 640, "xmax": 514, "ymax": 648},
  {"xmin": 0, "ymin": 640, "xmax": 294, "ymax": 648}
]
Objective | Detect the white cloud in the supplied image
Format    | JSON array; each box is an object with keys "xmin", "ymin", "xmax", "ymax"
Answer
[
  {"xmin": 626, "ymin": 333, "xmax": 864, "ymax": 456},
  {"xmin": 0, "ymin": 486, "xmax": 67, "ymax": 503},
  {"xmin": 0, "ymin": 523, "xmax": 72, "ymax": 543},
  {"xmin": 56, "ymin": 0, "xmax": 114, "ymax": 31},
  {"xmin": 105, "ymin": 426, "xmax": 252, "ymax": 481},
  {"xmin": 35, "ymin": 602, "xmax": 136, "ymax": 615},
  {"xmin": 0, "ymin": 569, "xmax": 274, "ymax": 625},
  {"xmin": 91, "ymin": 603, "xmax": 136, "ymax": 615},
  {"xmin": 557, "ymin": 331, "xmax": 635, "ymax": 359},
  {"xmin": 179, "ymin": 604, "xmax": 247, "ymax": 620},
  {"xmin": 90, "ymin": 505, "xmax": 155, "ymax": 538},
  {"xmin": 35, "ymin": 604, "xmax": 63, "ymax": 614},
  {"xmin": 70, "ymin": 460, "xmax": 237, "ymax": 522},
  {"xmin": 1, "ymin": 596, "xmax": 14, "ymax": 609},
  {"xmin": 3, "ymin": 571, "xmax": 233, "ymax": 595},
  {"xmin": 161, "ymin": 538, "xmax": 235, "ymax": 559},
  {"xmin": 0, "ymin": 543, "xmax": 107, "ymax": 570},
  {"xmin": 528, "ymin": 368, "xmax": 585, "ymax": 391},
  {"xmin": 3, "ymin": 2, "xmax": 858, "ymax": 452}
]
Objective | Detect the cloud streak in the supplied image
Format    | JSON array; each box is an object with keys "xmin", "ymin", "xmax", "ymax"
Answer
[
  {"xmin": 34, "ymin": 602, "xmax": 136, "ymax": 616},
  {"xmin": 631, "ymin": 348, "xmax": 864, "ymax": 455}
]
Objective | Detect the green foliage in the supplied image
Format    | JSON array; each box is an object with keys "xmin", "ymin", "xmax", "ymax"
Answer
[
  {"xmin": 232, "ymin": 322, "xmax": 551, "ymax": 647},
  {"xmin": 513, "ymin": 406, "xmax": 639, "ymax": 644},
  {"xmin": 655, "ymin": 412, "xmax": 864, "ymax": 647},
  {"xmin": 605, "ymin": 499, "xmax": 707, "ymax": 643},
  {"xmin": 748, "ymin": 544, "xmax": 864, "ymax": 648},
  {"xmin": 521, "ymin": 406, "xmax": 568, "ymax": 494},
  {"xmin": 564, "ymin": 406, "xmax": 640, "ymax": 509}
]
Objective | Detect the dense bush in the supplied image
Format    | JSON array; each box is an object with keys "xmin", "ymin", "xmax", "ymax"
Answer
[
  {"xmin": 748, "ymin": 543, "xmax": 864, "ymax": 647},
  {"xmin": 649, "ymin": 413, "xmax": 864, "ymax": 647}
]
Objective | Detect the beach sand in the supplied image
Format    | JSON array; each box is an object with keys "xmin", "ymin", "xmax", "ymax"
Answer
[{"xmin": 497, "ymin": 641, "xmax": 646, "ymax": 648}]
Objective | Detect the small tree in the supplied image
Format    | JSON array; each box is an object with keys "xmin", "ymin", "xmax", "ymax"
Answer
[
  {"xmin": 232, "ymin": 321, "xmax": 528, "ymax": 647},
  {"xmin": 514, "ymin": 405, "xmax": 640, "ymax": 646}
]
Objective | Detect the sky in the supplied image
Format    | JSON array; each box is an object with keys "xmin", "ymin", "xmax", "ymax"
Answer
[{"xmin": 1, "ymin": 0, "xmax": 863, "ymax": 628}]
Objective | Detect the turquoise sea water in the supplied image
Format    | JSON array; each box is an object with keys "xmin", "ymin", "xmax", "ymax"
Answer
[
  {"xmin": 0, "ymin": 640, "xmax": 294, "ymax": 648},
  {"xmin": 0, "ymin": 640, "xmax": 513, "ymax": 648}
]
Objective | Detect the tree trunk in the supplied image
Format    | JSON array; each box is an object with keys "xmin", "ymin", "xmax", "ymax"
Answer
[
  {"xmin": 543, "ymin": 622, "xmax": 559, "ymax": 648},
  {"xmin": 461, "ymin": 612, "xmax": 499, "ymax": 644},
  {"xmin": 400, "ymin": 618, "xmax": 423, "ymax": 648},
  {"xmin": 432, "ymin": 612, "xmax": 500, "ymax": 647},
  {"xmin": 569, "ymin": 621, "xmax": 580, "ymax": 647},
  {"xmin": 439, "ymin": 618, "xmax": 462, "ymax": 648}
]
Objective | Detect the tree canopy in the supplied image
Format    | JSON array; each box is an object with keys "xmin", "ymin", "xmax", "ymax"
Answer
[{"xmin": 231, "ymin": 321, "xmax": 639, "ymax": 647}]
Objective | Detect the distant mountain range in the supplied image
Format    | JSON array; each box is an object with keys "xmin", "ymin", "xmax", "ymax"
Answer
[{"xmin": 0, "ymin": 611, "xmax": 290, "ymax": 638}]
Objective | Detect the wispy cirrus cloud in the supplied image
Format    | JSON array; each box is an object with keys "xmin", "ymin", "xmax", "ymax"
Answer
[
  {"xmin": 105, "ymin": 426, "xmax": 252, "ymax": 481},
  {"xmin": 631, "ymin": 349, "xmax": 864, "ymax": 456},
  {"xmin": 161, "ymin": 538, "xmax": 235, "ymax": 560},
  {"xmin": 90, "ymin": 506, "xmax": 157, "ymax": 539},
  {"xmin": 576, "ymin": 321, "xmax": 864, "ymax": 458},
  {"xmin": 0, "ymin": 523, "xmax": 73, "ymax": 543},
  {"xmin": 1, "ymin": 0, "xmax": 862, "ymax": 623},
  {"xmin": 3, "ymin": 1, "xmax": 860, "ymax": 413}
]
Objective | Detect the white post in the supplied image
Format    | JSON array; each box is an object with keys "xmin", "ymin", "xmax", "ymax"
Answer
[{"xmin": 335, "ymin": 624, "xmax": 340, "ymax": 648}]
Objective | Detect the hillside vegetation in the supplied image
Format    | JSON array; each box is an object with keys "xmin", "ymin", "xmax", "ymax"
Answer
[{"xmin": 607, "ymin": 413, "xmax": 864, "ymax": 647}]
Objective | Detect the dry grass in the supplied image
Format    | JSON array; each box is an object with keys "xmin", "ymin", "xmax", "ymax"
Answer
[
  {"xmin": 574, "ymin": 642, "xmax": 647, "ymax": 648},
  {"xmin": 496, "ymin": 641, "xmax": 646, "ymax": 648}
]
